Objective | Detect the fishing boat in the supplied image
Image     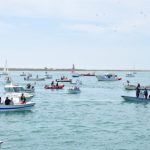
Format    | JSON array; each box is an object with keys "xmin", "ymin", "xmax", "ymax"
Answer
[
  {"xmin": 71, "ymin": 64, "xmax": 80, "ymax": 77},
  {"xmin": 126, "ymin": 72, "xmax": 135, "ymax": 77},
  {"xmin": 0, "ymin": 102, "xmax": 35, "ymax": 112},
  {"xmin": 4, "ymin": 84, "xmax": 34, "ymax": 101},
  {"xmin": 24, "ymin": 76, "xmax": 45, "ymax": 81},
  {"xmin": 96, "ymin": 73, "xmax": 122, "ymax": 81},
  {"xmin": 56, "ymin": 77, "xmax": 72, "ymax": 83},
  {"xmin": 80, "ymin": 73, "xmax": 95, "ymax": 76},
  {"xmin": 20, "ymin": 72, "xmax": 26, "ymax": 76},
  {"xmin": 121, "ymin": 96, "xmax": 150, "ymax": 102},
  {"xmin": 44, "ymin": 84, "xmax": 64, "ymax": 89},
  {"xmin": 68, "ymin": 86, "xmax": 81, "ymax": 94}
]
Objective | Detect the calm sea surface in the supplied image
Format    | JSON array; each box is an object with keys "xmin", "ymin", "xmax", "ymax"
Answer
[{"xmin": 0, "ymin": 71, "xmax": 150, "ymax": 150}]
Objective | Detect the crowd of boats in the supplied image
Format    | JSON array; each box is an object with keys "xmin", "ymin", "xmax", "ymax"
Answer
[
  {"xmin": 0, "ymin": 68, "xmax": 149, "ymax": 146},
  {"xmin": 0, "ymin": 63, "xmax": 149, "ymax": 115}
]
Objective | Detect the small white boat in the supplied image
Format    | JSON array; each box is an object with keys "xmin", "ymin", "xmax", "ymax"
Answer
[
  {"xmin": 68, "ymin": 86, "xmax": 81, "ymax": 94},
  {"xmin": 126, "ymin": 72, "xmax": 135, "ymax": 77},
  {"xmin": 122, "ymin": 96, "xmax": 150, "ymax": 102},
  {"xmin": 20, "ymin": 72, "xmax": 26, "ymax": 76},
  {"xmin": 0, "ymin": 102, "xmax": 35, "ymax": 112},
  {"xmin": 0, "ymin": 141, "xmax": 3, "ymax": 144},
  {"xmin": 96, "ymin": 73, "xmax": 122, "ymax": 81}
]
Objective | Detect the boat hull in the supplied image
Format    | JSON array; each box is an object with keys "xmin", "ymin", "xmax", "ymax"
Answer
[
  {"xmin": 122, "ymin": 96, "xmax": 150, "ymax": 102},
  {"xmin": 0, "ymin": 102, "xmax": 35, "ymax": 112}
]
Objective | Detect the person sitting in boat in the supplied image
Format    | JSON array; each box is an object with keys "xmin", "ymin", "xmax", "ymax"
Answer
[
  {"xmin": 144, "ymin": 88, "xmax": 148, "ymax": 99},
  {"xmin": 127, "ymin": 80, "xmax": 130, "ymax": 85},
  {"xmin": 20, "ymin": 93, "xmax": 26, "ymax": 104},
  {"xmin": 27, "ymin": 83, "xmax": 31, "ymax": 89},
  {"xmin": 10, "ymin": 98, "xmax": 14, "ymax": 105},
  {"xmin": 5, "ymin": 97, "xmax": 11, "ymax": 105},
  {"xmin": 51, "ymin": 81, "xmax": 54, "ymax": 86}
]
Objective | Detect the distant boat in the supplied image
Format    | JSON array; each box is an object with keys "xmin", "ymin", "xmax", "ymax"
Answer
[
  {"xmin": 68, "ymin": 86, "xmax": 81, "ymax": 94},
  {"xmin": 126, "ymin": 72, "xmax": 135, "ymax": 77},
  {"xmin": 71, "ymin": 64, "xmax": 80, "ymax": 77},
  {"xmin": 24, "ymin": 77, "xmax": 45, "ymax": 81},
  {"xmin": 44, "ymin": 72, "xmax": 52, "ymax": 79},
  {"xmin": 0, "ymin": 60, "xmax": 9, "ymax": 75},
  {"xmin": 80, "ymin": 72, "xmax": 95, "ymax": 76},
  {"xmin": 20, "ymin": 72, "xmax": 26, "ymax": 76},
  {"xmin": 96, "ymin": 73, "xmax": 122, "ymax": 81}
]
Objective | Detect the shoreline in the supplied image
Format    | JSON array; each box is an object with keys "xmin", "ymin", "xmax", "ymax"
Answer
[{"xmin": 0, "ymin": 68, "xmax": 150, "ymax": 72}]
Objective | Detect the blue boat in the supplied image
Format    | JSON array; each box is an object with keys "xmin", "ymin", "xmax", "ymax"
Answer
[{"xmin": 0, "ymin": 102, "xmax": 35, "ymax": 112}]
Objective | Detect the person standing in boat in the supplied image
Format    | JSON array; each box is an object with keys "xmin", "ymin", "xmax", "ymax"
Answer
[
  {"xmin": 20, "ymin": 93, "xmax": 26, "ymax": 104},
  {"xmin": 136, "ymin": 84, "xmax": 140, "ymax": 98},
  {"xmin": 144, "ymin": 88, "xmax": 148, "ymax": 99}
]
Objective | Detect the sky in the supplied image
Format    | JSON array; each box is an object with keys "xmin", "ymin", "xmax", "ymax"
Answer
[{"xmin": 0, "ymin": 0, "xmax": 150, "ymax": 69}]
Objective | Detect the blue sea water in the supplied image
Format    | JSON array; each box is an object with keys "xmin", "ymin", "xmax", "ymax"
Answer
[{"xmin": 0, "ymin": 71, "xmax": 150, "ymax": 150}]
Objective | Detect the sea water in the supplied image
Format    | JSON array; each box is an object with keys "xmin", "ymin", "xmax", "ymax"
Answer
[{"xmin": 0, "ymin": 71, "xmax": 150, "ymax": 150}]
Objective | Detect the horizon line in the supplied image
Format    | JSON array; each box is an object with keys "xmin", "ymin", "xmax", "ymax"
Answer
[{"xmin": 1, "ymin": 67, "xmax": 150, "ymax": 72}]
